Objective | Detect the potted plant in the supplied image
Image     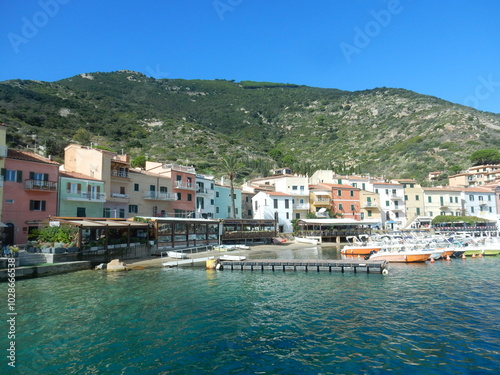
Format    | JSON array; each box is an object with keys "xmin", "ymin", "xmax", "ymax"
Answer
[{"xmin": 8, "ymin": 245, "xmax": 20, "ymax": 257}]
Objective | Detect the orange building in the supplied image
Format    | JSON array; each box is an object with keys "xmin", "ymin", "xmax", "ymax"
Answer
[{"xmin": 313, "ymin": 183, "xmax": 361, "ymax": 220}]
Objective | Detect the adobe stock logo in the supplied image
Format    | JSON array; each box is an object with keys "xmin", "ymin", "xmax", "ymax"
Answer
[
  {"xmin": 464, "ymin": 74, "xmax": 500, "ymax": 130},
  {"xmin": 213, "ymin": 0, "xmax": 243, "ymax": 21},
  {"xmin": 340, "ymin": 0, "xmax": 404, "ymax": 63},
  {"xmin": 7, "ymin": 0, "xmax": 70, "ymax": 54}
]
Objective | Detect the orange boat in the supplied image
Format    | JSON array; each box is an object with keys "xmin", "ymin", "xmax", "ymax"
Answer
[{"xmin": 341, "ymin": 245, "xmax": 382, "ymax": 255}]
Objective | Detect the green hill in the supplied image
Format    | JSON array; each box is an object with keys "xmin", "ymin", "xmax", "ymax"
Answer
[{"xmin": 1, "ymin": 70, "xmax": 499, "ymax": 181}]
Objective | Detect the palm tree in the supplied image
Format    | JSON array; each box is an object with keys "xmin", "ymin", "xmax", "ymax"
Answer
[{"xmin": 219, "ymin": 156, "xmax": 243, "ymax": 219}]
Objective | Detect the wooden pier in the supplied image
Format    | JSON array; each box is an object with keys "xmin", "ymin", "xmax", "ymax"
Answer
[{"xmin": 219, "ymin": 259, "xmax": 389, "ymax": 274}]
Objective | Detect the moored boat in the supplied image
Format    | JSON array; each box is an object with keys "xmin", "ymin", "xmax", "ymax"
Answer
[
  {"xmin": 272, "ymin": 237, "xmax": 287, "ymax": 245},
  {"xmin": 366, "ymin": 245, "xmax": 432, "ymax": 263},
  {"xmin": 219, "ymin": 255, "xmax": 246, "ymax": 261},
  {"xmin": 167, "ymin": 251, "xmax": 188, "ymax": 259},
  {"xmin": 295, "ymin": 237, "xmax": 319, "ymax": 245}
]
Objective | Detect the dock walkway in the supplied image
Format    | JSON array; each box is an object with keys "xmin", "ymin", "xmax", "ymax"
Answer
[{"xmin": 220, "ymin": 259, "xmax": 388, "ymax": 274}]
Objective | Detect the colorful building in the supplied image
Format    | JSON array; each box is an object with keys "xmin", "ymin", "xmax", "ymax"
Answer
[
  {"xmin": 58, "ymin": 171, "xmax": 106, "ymax": 217},
  {"xmin": 2, "ymin": 149, "xmax": 60, "ymax": 244}
]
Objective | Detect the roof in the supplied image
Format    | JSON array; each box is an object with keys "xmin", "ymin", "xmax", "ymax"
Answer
[
  {"xmin": 423, "ymin": 187, "xmax": 463, "ymax": 192},
  {"xmin": 460, "ymin": 187, "xmax": 495, "ymax": 193},
  {"xmin": 297, "ymin": 218, "xmax": 380, "ymax": 226},
  {"xmin": 59, "ymin": 170, "xmax": 101, "ymax": 181},
  {"xmin": 267, "ymin": 191, "xmax": 292, "ymax": 197},
  {"xmin": 317, "ymin": 183, "xmax": 360, "ymax": 190},
  {"xmin": 7, "ymin": 149, "xmax": 60, "ymax": 165}
]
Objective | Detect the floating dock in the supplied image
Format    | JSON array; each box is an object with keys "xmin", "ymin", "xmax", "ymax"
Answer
[{"xmin": 219, "ymin": 259, "xmax": 388, "ymax": 274}]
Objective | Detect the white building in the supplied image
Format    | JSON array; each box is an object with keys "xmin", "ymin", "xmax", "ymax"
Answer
[
  {"xmin": 372, "ymin": 182, "xmax": 406, "ymax": 229},
  {"xmin": 252, "ymin": 191, "xmax": 293, "ymax": 233},
  {"xmin": 195, "ymin": 175, "xmax": 215, "ymax": 218},
  {"xmin": 461, "ymin": 187, "xmax": 497, "ymax": 220}
]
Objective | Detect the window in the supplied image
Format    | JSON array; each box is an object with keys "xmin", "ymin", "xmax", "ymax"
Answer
[
  {"xmin": 103, "ymin": 208, "xmax": 111, "ymax": 218},
  {"xmin": 119, "ymin": 209, "xmax": 125, "ymax": 218},
  {"xmin": 216, "ymin": 207, "xmax": 220, "ymax": 214},
  {"xmin": 471, "ymin": 207, "xmax": 475, "ymax": 213},
  {"xmin": 120, "ymin": 186, "xmax": 126, "ymax": 195},
  {"xmin": 216, "ymin": 191, "xmax": 219, "ymax": 198},
  {"xmin": 160, "ymin": 186, "xmax": 168, "ymax": 193},
  {"xmin": 248, "ymin": 210, "xmax": 252, "ymax": 216},
  {"xmin": 385, "ymin": 201, "xmax": 390, "ymax": 206},
  {"xmin": 404, "ymin": 195, "xmax": 408, "ymax": 201},
  {"xmin": 187, "ymin": 193, "xmax": 192, "ymax": 202},
  {"xmin": 274, "ymin": 199, "xmax": 278, "ymax": 209},
  {"xmin": 350, "ymin": 190, "xmax": 354, "ymax": 197},
  {"xmin": 295, "ymin": 213, "xmax": 300, "ymax": 219},
  {"xmin": 416, "ymin": 207, "xmax": 421, "ymax": 215},
  {"xmin": 367, "ymin": 210, "xmax": 372, "ymax": 217},
  {"xmin": 352, "ymin": 183, "xmax": 357, "ymax": 188},
  {"xmin": 292, "ymin": 185, "xmax": 298, "ymax": 191},
  {"xmin": 76, "ymin": 207, "xmax": 86, "ymax": 217},
  {"xmin": 455, "ymin": 197, "xmax": 458, "ymax": 203},
  {"xmin": 428, "ymin": 196, "xmax": 432, "ymax": 203},
  {"xmin": 134, "ymin": 183, "xmax": 139, "ymax": 191},
  {"xmin": 255, "ymin": 201, "xmax": 258, "ymax": 210},
  {"xmin": 338, "ymin": 203, "xmax": 343, "ymax": 211},
  {"xmin": 337, "ymin": 190, "xmax": 342, "ymax": 196},
  {"xmin": 177, "ymin": 192, "xmax": 182, "ymax": 200},
  {"xmin": 3, "ymin": 169, "xmax": 22, "ymax": 183},
  {"xmin": 469, "ymin": 195, "xmax": 474, "ymax": 201},
  {"xmin": 375, "ymin": 188, "xmax": 379, "ymax": 194},
  {"xmin": 350, "ymin": 204, "xmax": 355, "ymax": 211},
  {"xmin": 129, "ymin": 205, "xmax": 138, "ymax": 214},
  {"xmin": 410, "ymin": 183, "xmax": 414, "ymax": 188},
  {"xmin": 362, "ymin": 183, "xmax": 366, "ymax": 190},
  {"xmin": 29, "ymin": 200, "xmax": 46, "ymax": 211},
  {"xmin": 285, "ymin": 199, "xmax": 289, "ymax": 209},
  {"xmin": 286, "ymin": 212, "xmax": 289, "ymax": 219}
]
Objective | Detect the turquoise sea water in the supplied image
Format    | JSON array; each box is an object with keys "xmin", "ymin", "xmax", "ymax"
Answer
[{"xmin": 2, "ymin": 249, "xmax": 500, "ymax": 374}]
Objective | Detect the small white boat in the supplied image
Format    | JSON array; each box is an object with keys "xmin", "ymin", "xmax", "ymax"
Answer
[
  {"xmin": 213, "ymin": 245, "xmax": 236, "ymax": 252},
  {"xmin": 233, "ymin": 244, "xmax": 250, "ymax": 250},
  {"xmin": 167, "ymin": 251, "xmax": 188, "ymax": 259},
  {"xmin": 220, "ymin": 255, "xmax": 246, "ymax": 261},
  {"xmin": 295, "ymin": 237, "xmax": 319, "ymax": 245}
]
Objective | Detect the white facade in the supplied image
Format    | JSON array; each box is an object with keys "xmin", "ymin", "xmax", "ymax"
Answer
[
  {"xmin": 461, "ymin": 187, "xmax": 497, "ymax": 220},
  {"xmin": 372, "ymin": 182, "xmax": 406, "ymax": 229},
  {"xmin": 252, "ymin": 191, "xmax": 293, "ymax": 233},
  {"xmin": 196, "ymin": 175, "xmax": 215, "ymax": 218}
]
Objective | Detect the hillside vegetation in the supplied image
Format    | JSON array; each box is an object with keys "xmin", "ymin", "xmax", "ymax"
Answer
[{"xmin": 1, "ymin": 70, "xmax": 499, "ymax": 181}]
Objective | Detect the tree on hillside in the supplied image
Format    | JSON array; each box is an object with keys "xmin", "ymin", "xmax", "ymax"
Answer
[
  {"xmin": 470, "ymin": 149, "xmax": 500, "ymax": 166},
  {"xmin": 219, "ymin": 156, "xmax": 246, "ymax": 219}
]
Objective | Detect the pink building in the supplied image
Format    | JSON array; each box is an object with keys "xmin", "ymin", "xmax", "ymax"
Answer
[{"xmin": 1, "ymin": 150, "xmax": 60, "ymax": 245}]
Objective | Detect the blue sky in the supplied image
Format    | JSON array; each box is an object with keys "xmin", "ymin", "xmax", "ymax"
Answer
[{"xmin": 1, "ymin": 0, "xmax": 500, "ymax": 113}]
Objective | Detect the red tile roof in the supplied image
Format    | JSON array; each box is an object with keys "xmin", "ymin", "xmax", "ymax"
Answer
[{"xmin": 7, "ymin": 149, "xmax": 60, "ymax": 165}]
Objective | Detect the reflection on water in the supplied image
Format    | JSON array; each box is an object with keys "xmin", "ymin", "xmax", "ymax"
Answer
[{"xmin": 4, "ymin": 253, "xmax": 499, "ymax": 374}]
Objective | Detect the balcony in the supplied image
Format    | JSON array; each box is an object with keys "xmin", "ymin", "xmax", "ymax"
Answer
[
  {"xmin": 110, "ymin": 192, "xmax": 129, "ymax": 201},
  {"xmin": 313, "ymin": 197, "xmax": 330, "ymax": 206},
  {"xmin": 25, "ymin": 179, "xmax": 57, "ymax": 192},
  {"xmin": 175, "ymin": 181, "xmax": 196, "ymax": 190},
  {"xmin": 142, "ymin": 191, "xmax": 177, "ymax": 201},
  {"xmin": 293, "ymin": 203, "xmax": 310, "ymax": 210},
  {"xmin": 196, "ymin": 187, "xmax": 212, "ymax": 195},
  {"xmin": 362, "ymin": 201, "xmax": 377, "ymax": 208},
  {"xmin": 163, "ymin": 164, "xmax": 196, "ymax": 173},
  {"xmin": 65, "ymin": 191, "xmax": 107, "ymax": 202},
  {"xmin": 111, "ymin": 170, "xmax": 130, "ymax": 179},
  {"xmin": 289, "ymin": 190, "xmax": 309, "ymax": 196},
  {"xmin": 390, "ymin": 193, "xmax": 403, "ymax": 200}
]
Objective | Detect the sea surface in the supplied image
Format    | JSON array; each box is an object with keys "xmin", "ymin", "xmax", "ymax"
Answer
[{"xmin": 2, "ymin": 246, "xmax": 500, "ymax": 374}]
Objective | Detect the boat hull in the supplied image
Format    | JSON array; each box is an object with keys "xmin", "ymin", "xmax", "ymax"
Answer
[
  {"xmin": 369, "ymin": 252, "xmax": 430, "ymax": 263},
  {"xmin": 341, "ymin": 247, "xmax": 381, "ymax": 255}
]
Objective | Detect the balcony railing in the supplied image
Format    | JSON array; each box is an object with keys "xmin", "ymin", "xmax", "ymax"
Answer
[
  {"xmin": 313, "ymin": 197, "xmax": 330, "ymax": 203},
  {"xmin": 65, "ymin": 192, "xmax": 107, "ymax": 201},
  {"xmin": 111, "ymin": 170, "xmax": 130, "ymax": 178},
  {"xmin": 110, "ymin": 192, "xmax": 129, "ymax": 199},
  {"xmin": 25, "ymin": 179, "xmax": 57, "ymax": 191},
  {"xmin": 175, "ymin": 181, "xmax": 195, "ymax": 190},
  {"xmin": 142, "ymin": 191, "xmax": 177, "ymax": 201},
  {"xmin": 163, "ymin": 164, "xmax": 196, "ymax": 173},
  {"xmin": 293, "ymin": 203, "xmax": 310, "ymax": 210},
  {"xmin": 196, "ymin": 187, "xmax": 212, "ymax": 194}
]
